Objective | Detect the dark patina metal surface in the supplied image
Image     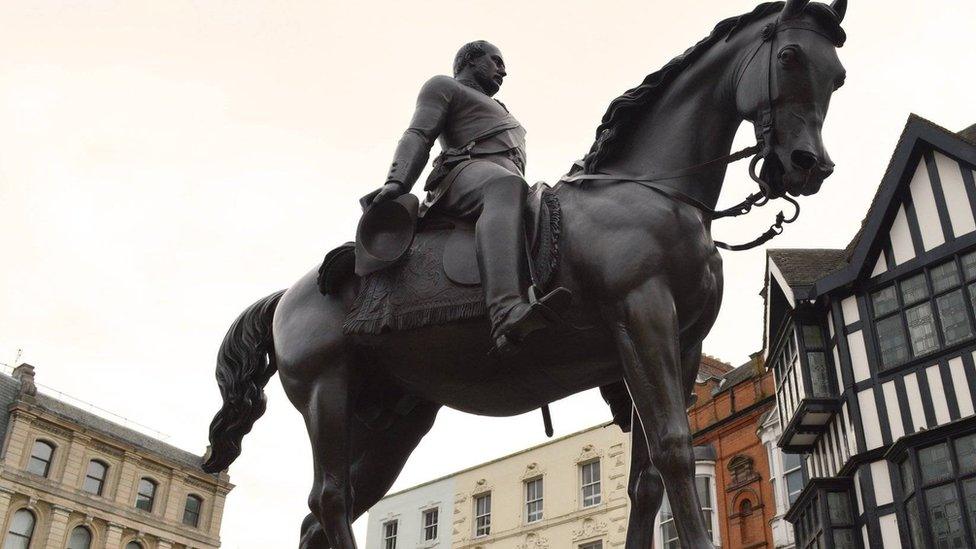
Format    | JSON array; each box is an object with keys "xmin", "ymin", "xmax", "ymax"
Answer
[{"xmin": 204, "ymin": 2, "xmax": 848, "ymax": 548}]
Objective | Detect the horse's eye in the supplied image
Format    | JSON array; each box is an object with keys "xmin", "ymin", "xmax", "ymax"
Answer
[{"xmin": 778, "ymin": 46, "xmax": 799, "ymax": 66}]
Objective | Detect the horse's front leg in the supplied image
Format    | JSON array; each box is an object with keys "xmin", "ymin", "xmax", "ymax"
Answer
[
  {"xmin": 626, "ymin": 410, "xmax": 664, "ymax": 549},
  {"xmin": 610, "ymin": 280, "xmax": 714, "ymax": 549}
]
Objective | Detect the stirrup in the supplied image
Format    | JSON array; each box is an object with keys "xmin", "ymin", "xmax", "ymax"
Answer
[{"xmin": 490, "ymin": 286, "xmax": 573, "ymax": 357}]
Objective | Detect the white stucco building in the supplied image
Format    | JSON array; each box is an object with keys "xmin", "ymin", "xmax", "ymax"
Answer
[{"xmin": 364, "ymin": 423, "xmax": 720, "ymax": 549}]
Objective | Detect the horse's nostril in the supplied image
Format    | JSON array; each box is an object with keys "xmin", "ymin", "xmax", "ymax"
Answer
[{"xmin": 791, "ymin": 150, "xmax": 818, "ymax": 171}]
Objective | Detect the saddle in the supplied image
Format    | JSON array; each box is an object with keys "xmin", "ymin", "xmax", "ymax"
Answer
[{"xmin": 317, "ymin": 183, "xmax": 562, "ymax": 335}]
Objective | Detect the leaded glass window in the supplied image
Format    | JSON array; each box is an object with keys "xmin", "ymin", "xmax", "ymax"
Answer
[
  {"xmin": 931, "ymin": 261, "xmax": 961, "ymax": 293},
  {"xmin": 965, "ymin": 478, "xmax": 976, "ymax": 544},
  {"xmin": 898, "ymin": 430, "xmax": 976, "ymax": 548},
  {"xmin": 876, "ymin": 315, "xmax": 910, "ymax": 367},
  {"xmin": 906, "ymin": 497, "xmax": 925, "ymax": 549},
  {"xmin": 920, "ymin": 443, "xmax": 953, "ymax": 484},
  {"xmin": 937, "ymin": 290, "xmax": 974, "ymax": 344},
  {"xmin": 906, "ymin": 302, "xmax": 938, "ymax": 356},
  {"xmin": 925, "ymin": 484, "xmax": 966, "ymax": 548},
  {"xmin": 871, "ymin": 251, "xmax": 976, "ymax": 369},
  {"xmin": 827, "ymin": 492, "xmax": 852, "ymax": 524},
  {"xmin": 956, "ymin": 434, "xmax": 976, "ymax": 474},
  {"xmin": 832, "ymin": 528, "xmax": 856, "ymax": 549},
  {"xmin": 873, "ymin": 286, "xmax": 899, "ymax": 316}
]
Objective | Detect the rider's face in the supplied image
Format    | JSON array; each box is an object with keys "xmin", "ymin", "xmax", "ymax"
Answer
[{"xmin": 470, "ymin": 46, "xmax": 506, "ymax": 96}]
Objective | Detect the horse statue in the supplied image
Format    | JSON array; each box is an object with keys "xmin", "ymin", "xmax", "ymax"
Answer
[{"xmin": 202, "ymin": 2, "xmax": 848, "ymax": 548}]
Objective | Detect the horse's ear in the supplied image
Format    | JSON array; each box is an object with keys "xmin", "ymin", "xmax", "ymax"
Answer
[
  {"xmin": 830, "ymin": 0, "xmax": 847, "ymax": 22},
  {"xmin": 780, "ymin": 0, "xmax": 810, "ymax": 20}
]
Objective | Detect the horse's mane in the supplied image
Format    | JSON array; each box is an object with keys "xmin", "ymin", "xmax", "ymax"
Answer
[{"xmin": 582, "ymin": 1, "xmax": 846, "ymax": 174}]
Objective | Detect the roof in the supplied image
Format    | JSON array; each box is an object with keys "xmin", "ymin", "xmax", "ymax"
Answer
[
  {"xmin": 767, "ymin": 249, "xmax": 848, "ymax": 289},
  {"xmin": 764, "ymin": 115, "xmax": 976, "ymax": 299},
  {"xmin": 699, "ymin": 354, "xmax": 734, "ymax": 379},
  {"xmin": 693, "ymin": 444, "xmax": 717, "ymax": 461},
  {"xmin": 0, "ymin": 372, "xmax": 209, "ymax": 474},
  {"xmin": 711, "ymin": 354, "xmax": 763, "ymax": 395},
  {"xmin": 960, "ymin": 123, "xmax": 976, "ymax": 146},
  {"xmin": 825, "ymin": 115, "xmax": 976, "ymax": 291}
]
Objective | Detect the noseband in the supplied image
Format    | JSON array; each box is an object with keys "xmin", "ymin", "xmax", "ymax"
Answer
[{"xmin": 561, "ymin": 19, "xmax": 838, "ymax": 251}]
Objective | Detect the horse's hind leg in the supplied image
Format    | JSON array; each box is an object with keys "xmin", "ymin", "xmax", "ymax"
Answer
[
  {"xmin": 300, "ymin": 361, "xmax": 358, "ymax": 549},
  {"xmin": 299, "ymin": 400, "xmax": 441, "ymax": 549}
]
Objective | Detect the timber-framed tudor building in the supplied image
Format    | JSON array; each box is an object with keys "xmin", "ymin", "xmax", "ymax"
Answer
[{"xmin": 765, "ymin": 115, "xmax": 976, "ymax": 548}]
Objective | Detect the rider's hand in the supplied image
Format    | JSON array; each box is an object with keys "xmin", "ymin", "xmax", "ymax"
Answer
[{"xmin": 360, "ymin": 182, "xmax": 404, "ymax": 209}]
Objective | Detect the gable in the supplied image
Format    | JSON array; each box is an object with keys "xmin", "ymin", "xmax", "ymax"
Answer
[{"xmin": 814, "ymin": 115, "xmax": 976, "ymax": 295}]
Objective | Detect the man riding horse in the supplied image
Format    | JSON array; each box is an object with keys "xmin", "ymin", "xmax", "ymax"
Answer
[{"xmin": 364, "ymin": 40, "xmax": 570, "ymax": 354}]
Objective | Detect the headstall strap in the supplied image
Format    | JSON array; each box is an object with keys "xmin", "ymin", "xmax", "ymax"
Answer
[{"xmin": 560, "ymin": 18, "xmax": 819, "ymax": 252}]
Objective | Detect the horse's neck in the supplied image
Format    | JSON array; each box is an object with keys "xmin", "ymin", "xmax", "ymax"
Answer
[{"xmin": 601, "ymin": 59, "xmax": 743, "ymax": 210}]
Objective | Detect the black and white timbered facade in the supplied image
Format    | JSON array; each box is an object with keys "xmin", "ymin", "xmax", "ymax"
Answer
[{"xmin": 764, "ymin": 115, "xmax": 976, "ymax": 549}]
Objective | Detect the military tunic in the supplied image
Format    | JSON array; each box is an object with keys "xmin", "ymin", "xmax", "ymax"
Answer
[{"xmin": 384, "ymin": 75, "xmax": 527, "ymax": 217}]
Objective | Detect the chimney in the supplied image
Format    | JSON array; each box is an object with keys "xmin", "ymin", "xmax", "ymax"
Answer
[
  {"xmin": 961, "ymin": 123, "xmax": 976, "ymax": 145},
  {"xmin": 12, "ymin": 363, "xmax": 37, "ymax": 399}
]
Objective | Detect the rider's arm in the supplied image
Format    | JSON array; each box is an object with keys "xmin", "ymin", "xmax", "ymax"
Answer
[{"xmin": 384, "ymin": 75, "xmax": 454, "ymax": 193}]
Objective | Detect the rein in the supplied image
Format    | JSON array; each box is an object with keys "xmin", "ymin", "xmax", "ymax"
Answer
[{"xmin": 559, "ymin": 19, "xmax": 832, "ymax": 252}]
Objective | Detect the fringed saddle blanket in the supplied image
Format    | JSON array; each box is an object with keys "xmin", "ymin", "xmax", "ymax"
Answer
[{"xmin": 341, "ymin": 189, "xmax": 561, "ymax": 335}]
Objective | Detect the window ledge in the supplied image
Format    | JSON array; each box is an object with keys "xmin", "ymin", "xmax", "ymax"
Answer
[{"xmin": 778, "ymin": 398, "xmax": 842, "ymax": 452}]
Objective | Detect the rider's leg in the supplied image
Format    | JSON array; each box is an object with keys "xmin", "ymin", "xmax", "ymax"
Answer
[
  {"xmin": 434, "ymin": 159, "xmax": 570, "ymax": 351},
  {"xmin": 476, "ymin": 173, "xmax": 531, "ymax": 337}
]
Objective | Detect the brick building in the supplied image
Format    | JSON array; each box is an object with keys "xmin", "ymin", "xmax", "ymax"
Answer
[{"xmin": 688, "ymin": 354, "xmax": 792, "ymax": 549}]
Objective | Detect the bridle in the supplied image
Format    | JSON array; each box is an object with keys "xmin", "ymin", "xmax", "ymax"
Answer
[{"xmin": 560, "ymin": 18, "xmax": 838, "ymax": 251}]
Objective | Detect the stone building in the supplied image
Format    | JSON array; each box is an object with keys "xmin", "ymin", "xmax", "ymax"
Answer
[
  {"xmin": 365, "ymin": 357, "xmax": 798, "ymax": 549},
  {"xmin": 0, "ymin": 364, "xmax": 231, "ymax": 548},
  {"xmin": 764, "ymin": 116, "xmax": 976, "ymax": 548}
]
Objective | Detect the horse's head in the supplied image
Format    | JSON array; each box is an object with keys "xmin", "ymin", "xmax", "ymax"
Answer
[{"xmin": 735, "ymin": 0, "xmax": 847, "ymax": 198}]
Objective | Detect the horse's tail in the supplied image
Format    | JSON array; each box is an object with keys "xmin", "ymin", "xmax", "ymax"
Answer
[{"xmin": 202, "ymin": 290, "xmax": 285, "ymax": 473}]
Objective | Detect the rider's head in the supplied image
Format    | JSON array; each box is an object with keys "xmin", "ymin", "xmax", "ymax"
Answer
[{"xmin": 453, "ymin": 40, "xmax": 506, "ymax": 97}]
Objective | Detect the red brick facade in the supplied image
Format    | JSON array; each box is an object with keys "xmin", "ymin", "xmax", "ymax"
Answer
[{"xmin": 690, "ymin": 354, "xmax": 777, "ymax": 549}]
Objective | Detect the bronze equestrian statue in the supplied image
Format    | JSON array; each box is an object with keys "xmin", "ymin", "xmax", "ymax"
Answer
[{"xmin": 202, "ymin": 2, "xmax": 849, "ymax": 548}]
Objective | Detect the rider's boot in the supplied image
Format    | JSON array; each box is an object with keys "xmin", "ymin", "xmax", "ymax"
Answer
[{"xmin": 476, "ymin": 175, "xmax": 572, "ymax": 356}]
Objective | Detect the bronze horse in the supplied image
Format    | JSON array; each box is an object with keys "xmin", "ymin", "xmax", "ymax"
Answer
[{"xmin": 203, "ymin": 2, "xmax": 847, "ymax": 548}]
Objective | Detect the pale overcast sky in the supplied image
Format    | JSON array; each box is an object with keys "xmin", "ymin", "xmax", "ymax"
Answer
[{"xmin": 1, "ymin": 1, "xmax": 974, "ymax": 547}]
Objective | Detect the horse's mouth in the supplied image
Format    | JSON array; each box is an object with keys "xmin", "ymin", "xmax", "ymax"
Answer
[{"xmin": 762, "ymin": 155, "xmax": 827, "ymax": 197}]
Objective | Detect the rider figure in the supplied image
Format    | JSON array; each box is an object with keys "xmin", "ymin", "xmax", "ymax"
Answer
[{"xmin": 368, "ymin": 40, "xmax": 570, "ymax": 354}]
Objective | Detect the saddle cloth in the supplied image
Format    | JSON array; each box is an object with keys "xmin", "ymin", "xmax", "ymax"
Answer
[{"xmin": 318, "ymin": 184, "xmax": 561, "ymax": 335}]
